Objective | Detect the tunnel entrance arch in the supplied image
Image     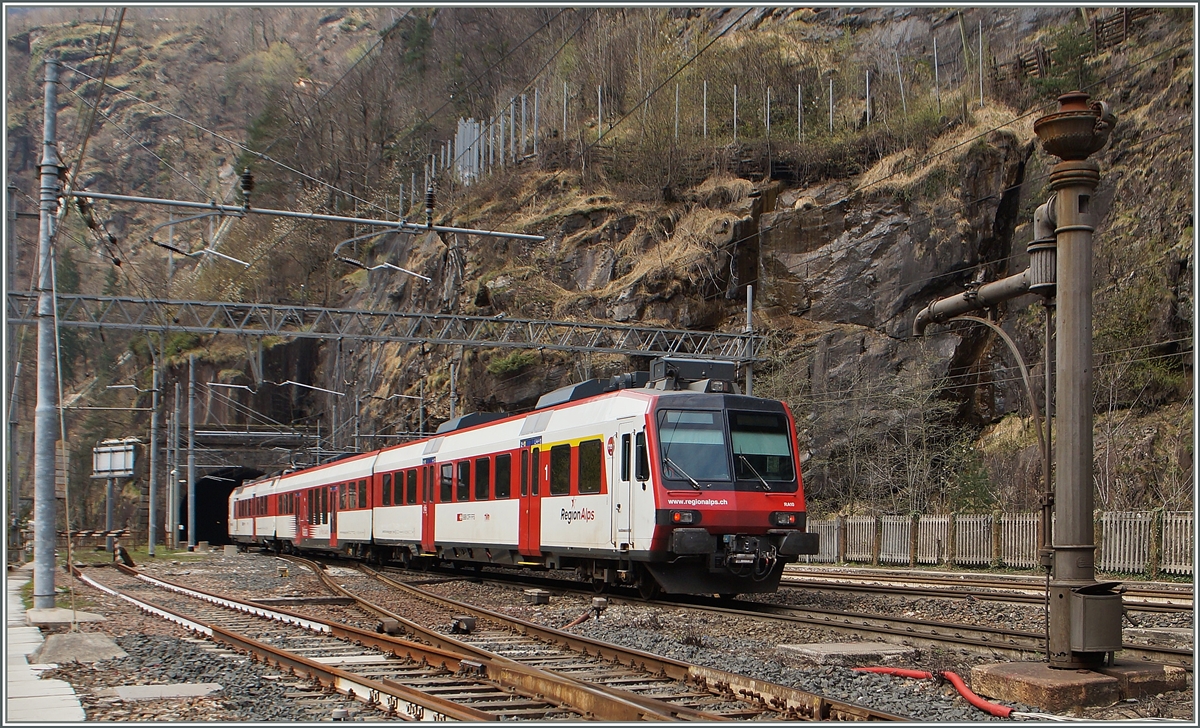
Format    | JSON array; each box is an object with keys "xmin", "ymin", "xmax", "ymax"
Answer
[{"xmin": 179, "ymin": 466, "xmax": 262, "ymax": 547}]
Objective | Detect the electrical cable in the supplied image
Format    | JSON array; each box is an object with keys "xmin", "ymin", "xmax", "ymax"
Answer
[
  {"xmin": 54, "ymin": 9, "xmax": 125, "ymax": 244},
  {"xmin": 377, "ymin": 9, "xmax": 568, "ymax": 166},
  {"xmin": 697, "ymin": 119, "xmax": 1193, "ymax": 303},
  {"xmin": 61, "ymin": 62, "xmax": 386, "ymax": 217},
  {"xmin": 253, "ymin": 8, "xmax": 415, "ymax": 162},
  {"xmin": 60, "ymin": 83, "xmax": 209, "ymax": 199},
  {"xmin": 441, "ymin": 9, "xmax": 594, "ymax": 178}
]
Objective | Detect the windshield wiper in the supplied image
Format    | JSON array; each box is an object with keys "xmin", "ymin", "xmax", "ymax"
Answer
[
  {"xmin": 738, "ymin": 454, "xmax": 771, "ymax": 491},
  {"xmin": 663, "ymin": 456, "xmax": 702, "ymax": 490}
]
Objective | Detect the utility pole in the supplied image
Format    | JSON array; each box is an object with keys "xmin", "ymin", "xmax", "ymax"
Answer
[
  {"xmin": 8, "ymin": 362, "xmax": 21, "ymax": 561},
  {"xmin": 33, "ymin": 56, "xmax": 62, "ymax": 609},
  {"xmin": 744, "ymin": 285, "xmax": 754, "ymax": 396},
  {"xmin": 148, "ymin": 367, "xmax": 160, "ymax": 556},
  {"xmin": 170, "ymin": 381, "xmax": 180, "ymax": 548},
  {"xmin": 187, "ymin": 355, "xmax": 196, "ymax": 551}
]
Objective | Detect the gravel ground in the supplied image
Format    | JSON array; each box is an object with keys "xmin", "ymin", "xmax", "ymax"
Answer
[{"xmin": 38, "ymin": 552, "xmax": 1195, "ymax": 722}]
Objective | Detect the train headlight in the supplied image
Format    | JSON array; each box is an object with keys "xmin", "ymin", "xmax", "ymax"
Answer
[
  {"xmin": 770, "ymin": 511, "xmax": 798, "ymax": 526},
  {"xmin": 670, "ymin": 510, "xmax": 699, "ymax": 525}
]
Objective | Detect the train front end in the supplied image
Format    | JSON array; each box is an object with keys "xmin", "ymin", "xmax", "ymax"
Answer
[{"xmin": 642, "ymin": 365, "xmax": 817, "ymax": 595}]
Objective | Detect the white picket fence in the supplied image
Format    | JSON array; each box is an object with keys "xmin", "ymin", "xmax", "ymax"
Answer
[
  {"xmin": 1160, "ymin": 511, "xmax": 1194, "ymax": 576},
  {"xmin": 804, "ymin": 511, "xmax": 1193, "ymax": 576}
]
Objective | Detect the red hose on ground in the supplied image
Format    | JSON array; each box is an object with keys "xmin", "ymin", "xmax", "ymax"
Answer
[
  {"xmin": 563, "ymin": 610, "xmax": 591, "ymax": 629},
  {"xmin": 941, "ymin": 671, "xmax": 1013, "ymax": 718},
  {"xmin": 852, "ymin": 667, "xmax": 1014, "ymax": 718},
  {"xmin": 853, "ymin": 667, "xmax": 934, "ymax": 679}
]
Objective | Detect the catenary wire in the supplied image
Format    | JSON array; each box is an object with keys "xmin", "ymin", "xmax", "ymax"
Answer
[{"xmin": 60, "ymin": 83, "xmax": 209, "ymax": 199}]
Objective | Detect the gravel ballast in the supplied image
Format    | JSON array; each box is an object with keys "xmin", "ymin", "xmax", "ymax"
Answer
[{"xmin": 42, "ymin": 551, "xmax": 1193, "ymax": 722}]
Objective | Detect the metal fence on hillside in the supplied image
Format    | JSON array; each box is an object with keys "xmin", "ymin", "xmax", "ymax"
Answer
[{"xmin": 804, "ymin": 510, "xmax": 1192, "ymax": 577}]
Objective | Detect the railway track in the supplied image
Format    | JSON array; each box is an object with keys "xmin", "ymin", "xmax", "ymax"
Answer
[
  {"xmin": 286, "ymin": 556, "xmax": 910, "ymax": 721},
  {"xmin": 74, "ymin": 564, "xmax": 730, "ymax": 721},
  {"xmin": 780, "ymin": 567, "xmax": 1194, "ymax": 613},
  {"xmin": 362, "ymin": 561, "xmax": 1193, "ymax": 671}
]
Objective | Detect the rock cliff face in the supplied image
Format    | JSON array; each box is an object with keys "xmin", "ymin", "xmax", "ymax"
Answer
[{"xmin": 7, "ymin": 6, "xmax": 1191, "ymax": 516}]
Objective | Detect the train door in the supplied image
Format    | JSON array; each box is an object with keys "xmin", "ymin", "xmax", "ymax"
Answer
[
  {"xmin": 612, "ymin": 420, "xmax": 636, "ymax": 548},
  {"xmin": 421, "ymin": 464, "xmax": 436, "ymax": 553},
  {"xmin": 518, "ymin": 443, "xmax": 543, "ymax": 556},
  {"xmin": 329, "ymin": 484, "xmax": 338, "ymax": 548},
  {"xmin": 297, "ymin": 490, "xmax": 309, "ymax": 541}
]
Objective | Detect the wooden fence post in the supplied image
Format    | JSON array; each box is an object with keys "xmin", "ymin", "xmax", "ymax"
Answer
[
  {"xmin": 910, "ymin": 513, "xmax": 919, "ymax": 567},
  {"xmin": 991, "ymin": 510, "xmax": 1003, "ymax": 568},
  {"xmin": 948, "ymin": 512, "xmax": 957, "ymax": 567},
  {"xmin": 1148, "ymin": 508, "xmax": 1164, "ymax": 578},
  {"xmin": 872, "ymin": 515, "xmax": 881, "ymax": 566},
  {"xmin": 836, "ymin": 515, "xmax": 847, "ymax": 564}
]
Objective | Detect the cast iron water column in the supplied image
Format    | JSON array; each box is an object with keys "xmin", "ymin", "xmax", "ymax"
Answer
[{"xmin": 1033, "ymin": 91, "xmax": 1119, "ymax": 668}]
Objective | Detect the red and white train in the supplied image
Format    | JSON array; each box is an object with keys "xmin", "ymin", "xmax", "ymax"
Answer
[{"xmin": 229, "ymin": 359, "xmax": 818, "ymax": 596}]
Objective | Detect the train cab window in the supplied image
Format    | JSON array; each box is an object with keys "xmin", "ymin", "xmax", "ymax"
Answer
[
  {"xmin": 440, "ymin": 464, "xmax": 453, "ymax": 502},
  {"xmin": 550, "ymin": 444, "xmax": 571, "ymax": 495},
  {"xmin": 475, "ymin": 458, "xmax": 490, "ymax": 500},
  {"xmin": 578, "ymin": 439, "xmax": 602, "ymax": 494},
  {"xmin": 657, "ymin": 409, "xmax": 731, "ymax": 481},
  {"xmin": 382, "ymin": 474, "xmax": 392, "ymax": 506},
  {"xmin": 495, "ymin": 454, "xmax": 512, "ymax": 498},
  {"xmin": 635, "ymin": 432, "xmax": 650, "ymax": 482},
  {"xmin": 358, "ymin": 479, "xmax": 368, "ymax": 508},
  {"xmin": 457, "ymin": 461, "xmax": 471, "ymax": 501},
  {"xmin": 730, "ymin": 411, "xmax": 797, "ymax": 486},
  {"xmin": 520, "ymin": 450, "xmax": 528, "ymax": 496},
  {"xmin": 406, "ymin": 470, "xmax": 417, "ymax": 504}
]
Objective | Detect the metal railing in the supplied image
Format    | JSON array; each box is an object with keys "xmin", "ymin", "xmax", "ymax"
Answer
[{"xmin": 804, "ymin": 510, "xmax": 1193, "ymax": 577}]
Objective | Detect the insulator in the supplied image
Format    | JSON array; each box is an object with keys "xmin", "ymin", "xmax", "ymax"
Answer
[
  {"xmin": 424, "ymin": 186, "xmax": 435, "ymax": 213},
  {"xmin": 240, "ymin": 168, "xmax": 255, "ymax": 195}
]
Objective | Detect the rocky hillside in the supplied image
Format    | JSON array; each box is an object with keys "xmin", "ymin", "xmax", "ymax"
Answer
[{"xmin": 5, "ymin": 6, "xmax": 1192, "ymax": 524}]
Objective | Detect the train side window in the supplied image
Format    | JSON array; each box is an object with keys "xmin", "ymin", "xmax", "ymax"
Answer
[
  {"xmin": 495, "ymin": 454, "xmax": 512, "ymax": 499},
  {"xmin": 343, "ymin": 482, "xmax": 352, "ymax": 510},
  {"xmin": 457, "ymin": 461, "xmax": 471, "ymax": 501},
  {"xmin": 382, "ymin": 473, "xmax": 392, "ymax": 506},
  {"xmin": 440, "ymin": 464, "xmax": 453, "ymax": 502},
  {"xmin": 531, "ymin": 448, "xmax": 540, "ymax": 495},
  {"xmin": 358, "ymin": 479, "xmax": 368, "ymax": 508},
  {"xmin": 635, "ymin": 432, "xmax": 650, "ymax": 481},
  {"xmin": 520, "ymin": 450, "xmax": 528, "ymax": 496},
  {"xmin": 578, "ymin": 439, "xmax": 602, "ymax": 494},
  {"xmin": 322, "ymin": 487, "xmax": 329, "ymax": 524},
  {"xmin": 406, "ymin": 470, "xmax": 417, "ymax": 504},
  {"xmin": 475, "ymin": 457, "xmax": 490, "ymax": 500},
  {"xmin": 550, "ymin": 444, "xmax": 571, "ymax": 495}
]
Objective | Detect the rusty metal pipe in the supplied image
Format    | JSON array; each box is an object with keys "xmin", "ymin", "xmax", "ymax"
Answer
[{"xmin": 913, "ymin": 270, "xmax": 1030, "ymax": 336}]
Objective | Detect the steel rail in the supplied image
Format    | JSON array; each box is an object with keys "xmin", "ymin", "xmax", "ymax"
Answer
[
  {"xmin": 783, "ymin": 566, "xmax": 1195, "ymax": 606},
  {"xmin": 75, "ymin": 565, "xmax": 491, "ymax": 721},
  {"xmin": 283, "ymin": 556, "xmax": 726, "ymax": 722},
  {"xmin": 99, "ymin": 562, "xmax": 713, "ymax": 722},
  {"xmin": 396, "ymin": 564, "xmax": 1194, "ymax": 671},
  {"xmin": 778, "ymin": 575, "xmax": 1193, "ymax": 613},
  {"xmin": 355, "ymin": 562, "xmax": 910, "ymax": 721},
  {"xmin": 7, "ymin": 292, "xmax": 758, "ymax": 362}
]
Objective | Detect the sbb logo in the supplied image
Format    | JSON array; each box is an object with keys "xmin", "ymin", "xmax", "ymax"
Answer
[{"xmin": 560, "ymin": 507, "xmax": 595, "ymax": 524}]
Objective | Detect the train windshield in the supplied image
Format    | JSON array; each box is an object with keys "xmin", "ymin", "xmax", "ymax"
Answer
[
  {"xmin": 730, "ymin": 411, "xmax": 796, "ymax": 483},
  {"xmin": 656, "ymin": 410, "xmax": 731, "ymax": 482}
]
